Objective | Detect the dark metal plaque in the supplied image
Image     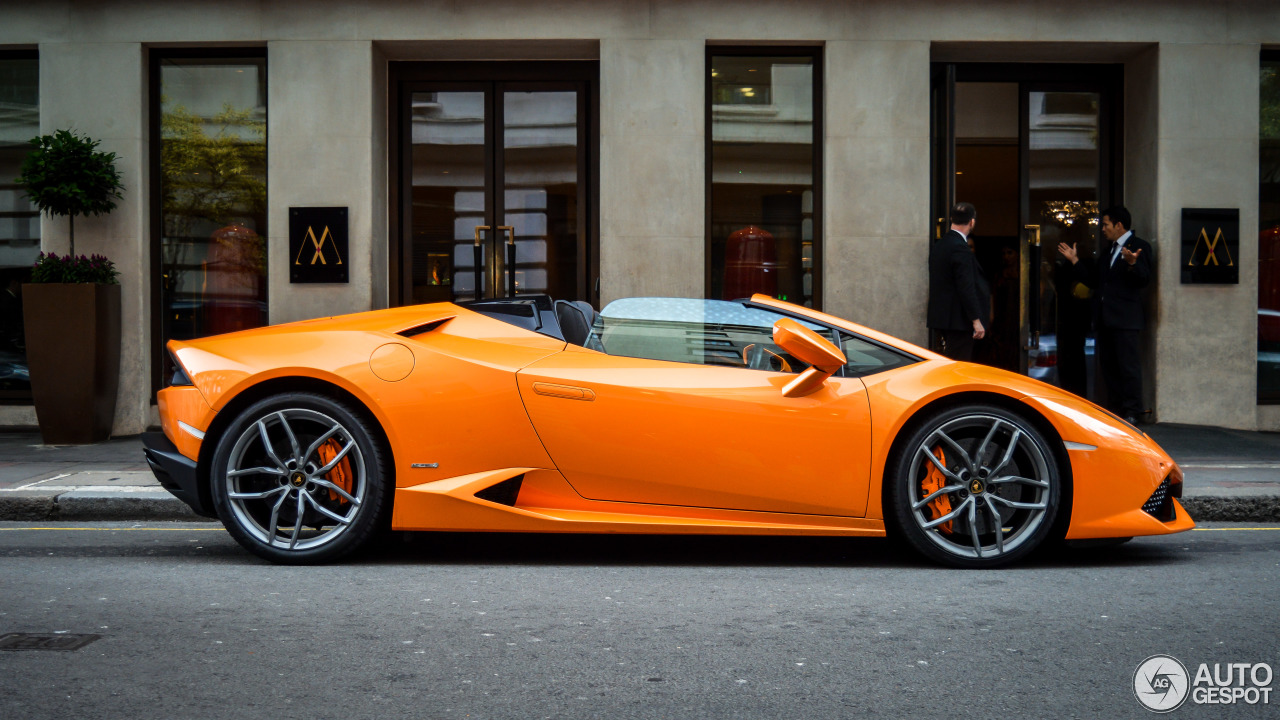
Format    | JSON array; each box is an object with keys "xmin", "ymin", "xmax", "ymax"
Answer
[
  {"xmin": 1180, "ymin": 208, "xmax": 1239, "ymax": 284},
  {"xmin": 0, "ymin": 632, "xmax": 101, "ymax": 651},
  {"xmin": 289, "ymin": 207, "xmax": 349, "ymax": 283}
]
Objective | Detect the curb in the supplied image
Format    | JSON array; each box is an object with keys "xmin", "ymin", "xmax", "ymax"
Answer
[
  {"xmin": 1, "ymin": 493, "xmax": 1278, "ymax": 523},
  {"xmin": 1180, "ymin": 496, "xmax": 1280, "ymax": 523},
  {"xmin": 0, "ymin": 491, "xmax": 202, "ymax": 522}
]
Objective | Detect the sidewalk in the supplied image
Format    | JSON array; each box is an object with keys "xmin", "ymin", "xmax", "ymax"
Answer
[{"xmin": 0, "ymin": 424, "xmax": 1277, "ymax": 522}]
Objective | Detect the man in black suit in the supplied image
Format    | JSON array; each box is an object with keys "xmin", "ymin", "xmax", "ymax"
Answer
[
  {"xmin": 1057, "ymin": 206, "xmax": 1152, "ymax": 423},
  {"xmin": 928, "ymin": 202, "xmax": 989, "ymax": 361}
]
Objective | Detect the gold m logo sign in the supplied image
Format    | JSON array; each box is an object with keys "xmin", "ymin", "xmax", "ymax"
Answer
[
  {"xmin": 294, "ymin": 225, "xmax": 344, "ymax": 266},
  {"xmin": 1186, "ymin": 226, "xmax": 1234, "ymax": 267}
]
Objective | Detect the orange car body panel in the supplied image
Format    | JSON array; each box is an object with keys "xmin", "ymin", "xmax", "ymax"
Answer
[
  {"xmin": 517, "ymin": 344, "xmax": 873, "ymax": 516},
  {"xmin": 158, "ymin": 295, "xmax": 1193, "ymax": 540}
]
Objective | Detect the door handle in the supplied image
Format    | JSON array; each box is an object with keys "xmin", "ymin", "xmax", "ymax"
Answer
[
  {"xmin": 472, "ymin": 225, "xmax": 490, "ymax": 300},
  {"xmin": 532, "ymin": 382, "xmax": 595, "ymax": 401},
  {"xmin": 499, "ymin": 226, "xmax": 516, "ymax": 296},
  {"xmin": 1023, "ymin": 224, "xmax": 1041, "ymax": 351}
]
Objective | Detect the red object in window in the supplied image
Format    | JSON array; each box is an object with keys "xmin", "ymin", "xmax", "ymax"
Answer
[
  {"xmin": 202, "ymin": 224, "xmax": 265, "ymax": 337},
  {"xmin": 723, "ymin": 225, "xmax": 778, "ymax": 300}
]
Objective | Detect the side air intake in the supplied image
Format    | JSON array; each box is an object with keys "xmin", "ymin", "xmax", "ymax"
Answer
[{"xmin": 474, "ymin": 474, "xmax": 525, "ymax": 507}]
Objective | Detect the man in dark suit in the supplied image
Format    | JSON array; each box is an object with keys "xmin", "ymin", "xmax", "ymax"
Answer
[
  {"xmin": 1056, "ymin": 206, "xmax": 1152, "ymax": 423},
  {"xmin": 928, "ymin": 202, "xmax": 989, "ymax": 361}
]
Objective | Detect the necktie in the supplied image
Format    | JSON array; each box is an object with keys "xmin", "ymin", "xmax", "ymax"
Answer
[{"xmin": 1108, "ymin": 241, "xmax": 1120, "ymax": 268}]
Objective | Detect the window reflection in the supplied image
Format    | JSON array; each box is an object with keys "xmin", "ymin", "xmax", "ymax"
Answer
[
  {"xmin": 410, "ymin": 91, "xmax": 486, "ymax": 301},
  {"xmin": 0, "ymin": 56, "xmax": 39, "ymax": 400},
  {"xmin": 1260, "ymin": 58, "xmax": 1280, "ymax": 403},
  {"xmin": 504, "ymin": 90, "xmax": 578, "ymax": 298},
  {"xmin": 158, "ymin": 56, "xmax": 267, "ymax": 359},
  {"xmin": 709, "ymin": 54, "xmax": 817, "ymax": 307}
]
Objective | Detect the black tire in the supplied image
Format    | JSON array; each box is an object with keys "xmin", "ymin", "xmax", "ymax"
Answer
[
  {"xmin": 886, "ymin": 403, "xmax": 1062, "ymax": 568},
  {"xmin": 210, "ymin": 392, "xmax": 392, "ymax": 564}
]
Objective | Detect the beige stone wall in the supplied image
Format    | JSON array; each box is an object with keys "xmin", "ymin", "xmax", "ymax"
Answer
[
  {"xmin": 1148, "ymin": 44, "xmax": 1261, "ymax": 429},
  {"xmin": 267, "ymin": 40, "xmax": 382, "ymax": 325},
  {"xmin": 36, "ymin": 42, "xmax": 151, "ymax": 436},
  {"xmin": 823, "ymin": 41, "xmax": 931, "ymax": 346},
  {"xmin": 598, "ymin": 38, "xmax": 705, "ymax": 305},
  {"xmin": 3, "ymin": 1, "xmax": 1280, "ymax": 432}
]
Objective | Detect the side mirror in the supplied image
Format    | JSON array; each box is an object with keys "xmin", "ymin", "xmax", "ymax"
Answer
[{"xmin": 772, "ymin": 318, "xmax": 847, "ymax": 398}]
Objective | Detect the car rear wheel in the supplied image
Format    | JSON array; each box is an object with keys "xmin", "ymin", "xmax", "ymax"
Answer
[
  {"xmin": 888, "ymin": 404, "xmax": 1061, "ymax": 568},
  {"xmin": 210, "ymin": 392, "xmax": 391, "ymax": 564}
]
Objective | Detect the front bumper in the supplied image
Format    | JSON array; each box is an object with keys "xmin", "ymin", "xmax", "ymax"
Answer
[{"xmin": 142, "ymin": 431, "xmax": 215, "ymax": 518}]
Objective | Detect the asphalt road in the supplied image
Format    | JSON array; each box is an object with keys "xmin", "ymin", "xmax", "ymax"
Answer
[{"xmin": 1, "ymin": 522, "xmax": 1277, "ymax": 719}]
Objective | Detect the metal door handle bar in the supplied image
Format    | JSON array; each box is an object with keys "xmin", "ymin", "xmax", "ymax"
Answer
[
  {"xmin": 499, "ymin": 226, "xmax": 516, "ymax": 297},
  {"xmin": 473, "ymin": 226, "xmax": 490, "ymax": 300}
]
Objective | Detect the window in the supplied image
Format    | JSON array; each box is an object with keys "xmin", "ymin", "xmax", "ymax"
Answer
[
  {"xmin": 707, "ymin": 49, "xmax": 821, "ymax": 308},
  {"xmin": 839, "ymin": 333, "xmax": 917, "ymax": 377},
  {"xmin": 152, "ymin": 51, "xmax": 267, "ymax": 391},
  {"xmin": 1261, "ymin": 52, "xmax": 1280, "ymax": 404},
  {"xmin": 0, "ymin": 52, "xmax": 38, "ymax": 402},
  {"xmin": 592, "ymin": 297, "xmax": 827, "ymax": 372}
]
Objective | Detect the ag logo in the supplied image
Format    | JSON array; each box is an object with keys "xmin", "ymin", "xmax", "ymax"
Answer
[{"xmin": 1134, "ymin": 654, "xmax": 1190, "ymax": 713}]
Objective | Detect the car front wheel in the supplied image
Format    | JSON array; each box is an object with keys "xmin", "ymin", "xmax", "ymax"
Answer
[
  {"xmin": 888, "ymin": 404, "xmax": 1062, "ymax": 568},
  {"xmin": 210, "ymin": 392, "xmax": 391, "ymax": 564}
]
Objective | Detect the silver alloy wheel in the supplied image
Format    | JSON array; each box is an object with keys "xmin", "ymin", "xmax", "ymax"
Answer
[
  {"xmin": 907, "ymin": 413, "xmax": 1051, "ymax": 560},
  {"xmin": 223, "ymin": 408, "xmax": 366, "ymax": 551}
]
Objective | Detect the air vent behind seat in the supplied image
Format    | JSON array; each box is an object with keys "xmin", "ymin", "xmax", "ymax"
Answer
[{"xmin": 398, "ymin": 317, "xmax": 452, "ymax": 338}]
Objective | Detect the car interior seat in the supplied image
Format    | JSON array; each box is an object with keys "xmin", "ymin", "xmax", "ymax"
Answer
[{"xmin": 554, "ymin": 299, "xmax": 597, "ymax": 347}]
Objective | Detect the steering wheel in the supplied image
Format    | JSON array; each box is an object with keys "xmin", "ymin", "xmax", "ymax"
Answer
[{"xmin": 742, "ymin": 343, "xmax": 792, "ymax": 372}]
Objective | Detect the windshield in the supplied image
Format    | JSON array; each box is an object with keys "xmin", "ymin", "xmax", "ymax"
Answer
[{"xmin": 592, "ymin": 298, "xmax": 827, "ymax": 372}]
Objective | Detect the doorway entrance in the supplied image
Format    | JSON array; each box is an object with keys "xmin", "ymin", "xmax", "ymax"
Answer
[
  {"xmin": 391, "ymin": 62, "xmax": 597, "ymax": 305},
  {"xmin": 931, "ymin": 63, "xmax": 1121, "ymax": 397}
]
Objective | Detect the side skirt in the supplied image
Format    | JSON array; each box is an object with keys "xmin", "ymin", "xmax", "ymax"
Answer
[{"xmin": 391, "ymin": 467, "xmax": 886, "ymax": 537}]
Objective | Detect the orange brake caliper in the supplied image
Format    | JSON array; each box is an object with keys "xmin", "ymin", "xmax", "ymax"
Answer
[
  {"xmin": 316, "ymin": 439, "xmax": 354, "ymax": 504},
  {"xmin": 920, "ymin": 447, "xmax": 954, "ymax": 534}
]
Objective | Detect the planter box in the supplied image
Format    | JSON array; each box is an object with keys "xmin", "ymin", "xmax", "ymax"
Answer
[{"xmin": 22, "ymin": 283, "xmax": 121, "ymax": 444}]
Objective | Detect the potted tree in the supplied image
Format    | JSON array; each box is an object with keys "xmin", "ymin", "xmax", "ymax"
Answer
[{"xmin": 16, "ymin": 130, "xmax": 124, "ymax": 444}]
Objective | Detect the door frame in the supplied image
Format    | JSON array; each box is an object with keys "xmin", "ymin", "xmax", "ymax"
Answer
[{"xmin": 388, "ymin": 61, "xmax": 600, "ymax": 306}]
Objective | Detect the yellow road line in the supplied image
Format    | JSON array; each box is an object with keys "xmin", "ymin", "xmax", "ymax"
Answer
[{"xmin": 1192, "ymin": 527, "xmax": 1280, "ymax": 532}]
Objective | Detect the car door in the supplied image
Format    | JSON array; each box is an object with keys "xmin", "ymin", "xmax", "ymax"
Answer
[{"xmin": 516, "ymin": 300, "xmax": 873, "ymax": 517}]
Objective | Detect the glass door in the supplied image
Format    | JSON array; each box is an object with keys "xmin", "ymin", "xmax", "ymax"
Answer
[
  {"xmin": 1021, "ymin": 86, "xmax": 1108, "ymax": 397},
  {"xmin": 933, "ymin": 64, "xmax": 1119, "ymax": 398},
  {"xmin": 398, "ymin": 67, "xmax": 592, "ymax": 305}
]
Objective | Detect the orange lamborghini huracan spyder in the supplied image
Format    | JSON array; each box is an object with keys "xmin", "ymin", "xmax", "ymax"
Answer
[{"xmin": 143, "ymin": 294, "xmax": 1193, "ymax": 567}]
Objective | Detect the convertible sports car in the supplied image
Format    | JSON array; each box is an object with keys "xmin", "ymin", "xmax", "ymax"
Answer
[{"xmin": 143, "ymin": 294, "xmax": 1193, "ymax": 567}]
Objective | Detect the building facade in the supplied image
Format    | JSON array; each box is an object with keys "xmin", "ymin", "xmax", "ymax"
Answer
[{"xmin": 1, "ymin": 0, "xmax": 1278, "ymax": 433}]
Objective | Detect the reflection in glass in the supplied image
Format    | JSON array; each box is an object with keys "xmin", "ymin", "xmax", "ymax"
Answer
[
  {"xmin": 709, "ymin": 55, "xmax": 816, "ymax": 307},
  {"xmin": 1259, "ymin": 59, "xmax": 1280, "ymax": 403},
  {"xmin": 1029, "ymin": 91, "xmax": 1100, "ymax": 398},
  {"xmin": 954, "ymin": 82, "xmax": 1020, "ymax": 373},
  {"xmin": 409, "ymin": 91, "xmax": 486, "ymax": 302},
  {"xmin": 504, "ymin": 90, "xmax": 578, "ymax": 299},
  {"xmin": 0, "ymin": 56, "xmax": 38, "ymax": 398},
  {"xmin": 409, "ymin": 89, "xmax": 581, "ymax": 302},
  {"xmin": 158, "ymin": 57, "xmax": 267, "ymax": 361}
]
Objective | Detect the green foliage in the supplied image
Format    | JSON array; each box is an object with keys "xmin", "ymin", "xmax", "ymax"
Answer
[
  {"xmin": 16, "ymin": 129, "xmax": 124, "ymax": 220},
  {"xmin": 160, "ymin": 101, "xmax": 266, "ymax": 247},
  {"xmin": 1264, "ymin": 65, "xmax": 1280, "ymax": 141},
  {"xmin": 29, "ymin": 252, "xmax": 120, "ymax": 285}
]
